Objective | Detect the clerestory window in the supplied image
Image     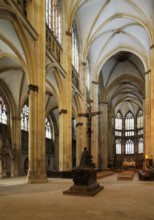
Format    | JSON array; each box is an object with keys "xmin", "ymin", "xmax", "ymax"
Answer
[
  {"xmin": 46, "ymin": 0, "xmax": 61, "ymax": 43},
  {"xmin": 0, "ymin": 96, "xmax": 7, "ymax": 125}
]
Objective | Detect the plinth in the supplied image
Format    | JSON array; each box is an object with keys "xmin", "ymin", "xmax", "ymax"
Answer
[{"xmin": 63, "ymin": 168, "xmax": 104, "ymax": 196}]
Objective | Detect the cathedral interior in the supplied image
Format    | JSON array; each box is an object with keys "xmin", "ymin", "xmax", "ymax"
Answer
[{"xmin": 0, "ymin": 1, "xmax": 154, "ymax": 219}]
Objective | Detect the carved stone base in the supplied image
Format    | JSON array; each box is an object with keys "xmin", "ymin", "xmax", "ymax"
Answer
[
  {"xmin": 27, "ymin": 171, "xmax": 48, "ymax": 183},
  {"xmin": 63, "ymin": 169, "xmax": 104, "ymax": 196}
]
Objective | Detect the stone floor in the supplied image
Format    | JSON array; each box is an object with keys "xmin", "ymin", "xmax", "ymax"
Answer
[{"xmin": 0, "ymin": 173, "xmax": 154, "ymax": 220}]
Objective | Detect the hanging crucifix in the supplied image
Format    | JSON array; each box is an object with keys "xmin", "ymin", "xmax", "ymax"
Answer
[{"xmin": 78, "ymin": 100, "xmax": 102, "ymax": 155}]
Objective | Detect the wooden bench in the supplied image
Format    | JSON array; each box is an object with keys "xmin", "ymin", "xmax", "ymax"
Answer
[
  {"xmin": 117, "ymin": 171, "xmax": 134, "ymax": 180},
  {"xmin": 138, "ymin": 169, "xmax": 154, "ymax": 181}
]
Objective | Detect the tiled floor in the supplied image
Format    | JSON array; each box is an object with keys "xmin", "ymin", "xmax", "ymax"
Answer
[{"xmin": 0, "ymin": 173, "xmax": 154, "ymax": 220}]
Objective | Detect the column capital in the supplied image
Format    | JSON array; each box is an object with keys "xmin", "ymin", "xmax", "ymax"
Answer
[
  {"xmin": 99, "ymin": 101, "xmax": 108, "ymax": 105},
  {"xmin": 28, "ymin": 84, "xmax": 39, "ymax": 94},
  {"xmin": 82, "ymin": 62, "xmax": 87, "ymax": 66},
  {"xmin": 92, "ymin": 81, "xmax": 98, "ymax": 85},
  {"xmin": 76, "ymin": 122, "xmax": 83, "ymax": 127},
  {"xmin": 12, "ymin": 116, "xmax": 21, "ymax": 120},
  {"xmin": 150, "ymin": 45, "xmax": 154, "ymax": 50},
  {"xmin": 66, "ymin": 31, "xmax": 72, "ymax": 37},
  {"xmin": 59, "ymin": 109, "xmax": 67, "ymax": 115},
  {"xmin": 145, "ymin": 70, "xmax": 151, "ymax": 75}
]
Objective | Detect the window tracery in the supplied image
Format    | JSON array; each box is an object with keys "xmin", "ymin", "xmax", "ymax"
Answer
[
  {"xmin": 0, "ymin": 96, "xmax": 7, "ymax": 125},
  {"xmin": 46, "ymin": 0, "xmax": 61, "ymax": 43}
]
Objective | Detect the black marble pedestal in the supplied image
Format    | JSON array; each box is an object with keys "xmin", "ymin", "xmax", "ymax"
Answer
[{"xmin": 63, "ymin": 168, "xmax": 104, "ymax": 196}]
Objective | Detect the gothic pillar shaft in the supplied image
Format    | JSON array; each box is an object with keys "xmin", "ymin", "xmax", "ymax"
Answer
[
  {"xmin": 99, "ymin": 102, "xmax": 108, "ymax": 169},
  {"xmin": 150, "ymin": 45, "xmax": 154, "ymax": 162},
  {"xmin": 144, "ymin": 71, "xmax": 151, "ymax": 159},
  {"xmin": 91, "ymin": 81, "xmax": 99, "ymax": 167},
  {"xmin": 80, "ymin": 62, "xmax": 87, "ymax": 148},
  {"xmin": 27, "ymin": 0, "xmax": 47, "ymax": 183},
  {"xmin": 11, "ymin": 116, "xmax": 21, "ymax": 176},
  {"xmin": 76, "ymin": 123, "xmax": 83, "ymax": 166},
  {"xmin": 58, "ymin": 31, "xmax": 72, "ymax": 171}
]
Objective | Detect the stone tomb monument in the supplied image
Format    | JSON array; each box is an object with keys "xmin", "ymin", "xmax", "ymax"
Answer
[{"xmin": 63, "ymin": 147, "xmax": 104, "ymax": 196}]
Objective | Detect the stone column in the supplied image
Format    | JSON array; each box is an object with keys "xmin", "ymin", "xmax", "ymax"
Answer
[
  {"xmin": 27, "ymin": 0, "xmax": 47, "ymax": 183},
  {"xmin": 80, "ymin": 62, "xmax": 88, "ymax": 149},
  {"xmin": 59, "ymin": 109, "xmax": 72, "ymax": 171},
  {"xmin": 11, "ymin": 116, "xmax": 21, "ymax": 176},
  {"xmin": 107, "ymin": 113, "xmax": 115, "ymax": 167},
  {"xmin": 0, "ymin": 134, "xmax": 2, "ymax": 178},
  {"xmin": 54, "ymin": 131, "xmax": 59, "ymax": 170},
  {"xmin": 150, "ymin": 45, "xmax": 154, "ymax": 162},
  {"xmin": 144, "ymin": 69, "xmax": 151, "ymax": 160},
  {"xmin": 58, "ymin": 31, "xmax": 72, "ymax": 171},
  {"xmin": 76, "ymin": 122, "xmax": 83, "ymax": 166},
  {"xmin": 91, "ymin": 81, "xmax": 99, "ymax": 167},
  {"xmin": 27, "ymin": 85, "xmax": 47, "ymax": 183},
  {"xmin": 99, "ymin": 101, "xmax": 108, "ymax": 169}
]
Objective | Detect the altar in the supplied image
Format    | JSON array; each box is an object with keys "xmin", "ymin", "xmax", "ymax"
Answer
[{"xmin": 123, "ymin": 161, "xmax": 136, "ymax": 169}]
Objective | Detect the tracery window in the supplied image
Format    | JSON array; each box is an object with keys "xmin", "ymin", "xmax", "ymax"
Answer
[
  {"xmin": 115, "ymin": 112, "xmax": 122, "ymax": 136},
  {"xmin": 45, "ymin": 118, "xmax": 52, "ymax": 139},
  {"xmin": 137, "ymin": 110, "xmax": 143, "ymax": 135},
  {"xmin": 0, "ymin": 96, "xmax": 7, "ymax": 124},
  {"xmin": 86, "ymin": 58, "xmax": 90, "ymax": 90},
  {"xmin": 138, "ymin": 138, "xmax": 144, "ymax": 154},
  {"xmin": 72, "ymin": 22, "xmax": 79, "ymax": 72},
  {"xmin": 137, "ymin": 110, "xmax": 143, "ymax": 128},
  {"xmin": 21, "ymin": 104, "xmax": 29, "ymax": 131},
  {"xmin": 125, "ymin": 111, "xmax": 134, "ymax": 136},
  {"xmin": 125, "ymin": 139, "xmax": 134, "ymax": 154},
  {"xmin": 115, "ymin": 139, "xmax": 121, "ymax": 154},
  {"xmin": 46, "ymin": 0, "xmax": 61, "ymax": 43}
]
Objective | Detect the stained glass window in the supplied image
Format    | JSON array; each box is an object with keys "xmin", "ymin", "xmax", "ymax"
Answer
[
  {"xmin": 46, "ymin": 0, "xmax": 61, "ymax": 43},
  {"xmin": 72, "ymin": 22, "xmax": 79, "ymax": 72},
  {"xmin": 115, "ymin": 112, "xmax": 122, "ymax": 130},
  {"xmin": 138, "ymin": 138, "xmax": 144, "ymax": 153},
  {"xmin": 45, "ymin": 118, "xmax": 52, "ymax": 139},
  {"xmin": 137, "ymin": 110, "xmax": 143, "ymax": 128},
  {"xmin": 21, "ymin": 104, "xmax": 29, "ymax": 131},
  {"xmin": 115, "ymin": 139, "xmax": 121, "ymax": 154},
  {"xmin": 125, "ymin": 139, "xmax": 134, "ymax": 154},
  {"xmin": 0, "ymin": 96, "xmax": 7, "ymax": 124},
  {"xmin": 125, "ymin": 112, "xmax": 134, "ymax": 130}
]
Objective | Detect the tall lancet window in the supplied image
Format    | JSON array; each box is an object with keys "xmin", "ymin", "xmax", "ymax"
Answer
[
  {"xmin": 46, "ymin": 0, "xmax": 61, "ymax": 43},
  {"xmin": 137, "ymin": 110, "xmax": 143, "ymax": 135},
  {"xmin": 125, "ymin": 111, "xmax": 134, "ymax": 136},
  {"xmin": 21, "ymin": 104, "xmax": 29, "ymax": 131},
  {"xmin": 125, "ymin": 139, "xmax": 134, "ymax": 154},
  {"xmin": 0, "ymin": 96, "xmax": 7, "ymax": 124},
  {"xmin": 72, "ymin": 22, "xmax": 79, "ymax": 72},
  {"xmin": 86, "ymin": 58, "xmax": 90, "ymax": 90},
  {"xmin": 115, "ymin": 111, "xmax": 122, "ymax": 137},
  {"xmin": 45, "ymin": 118, "xmax": 52, "ymax": 139}
]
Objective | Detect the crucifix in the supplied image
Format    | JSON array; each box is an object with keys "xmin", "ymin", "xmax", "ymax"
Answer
[{"xmin": 79, "ymin": 101, "xmax": 102, "ymax": 155}]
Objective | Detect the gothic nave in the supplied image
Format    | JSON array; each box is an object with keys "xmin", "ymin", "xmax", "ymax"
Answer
[{"xmin": 0, "ymin": 1, "xmax": 154, "ymax": 218}]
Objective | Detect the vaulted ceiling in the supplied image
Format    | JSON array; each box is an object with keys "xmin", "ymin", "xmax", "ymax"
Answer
[{"xmin": 74, "ymin": 0, "xmax": 153, "ymax": 116}]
